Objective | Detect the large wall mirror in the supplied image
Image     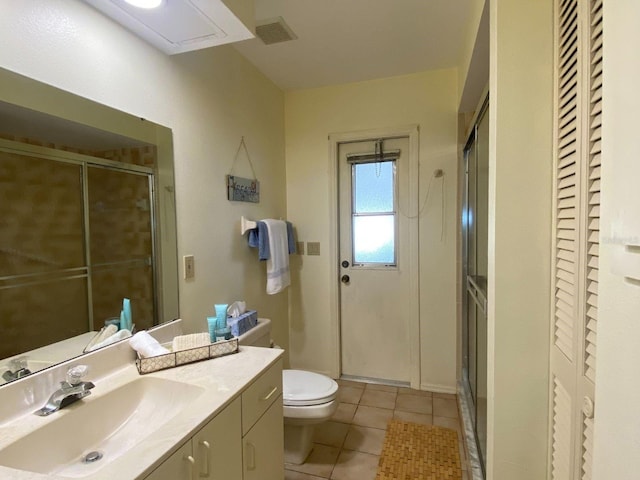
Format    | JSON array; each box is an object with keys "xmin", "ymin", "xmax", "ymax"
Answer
[{"xmin": 0, "ymin": 68, "xmax": 179, "ymax": 385}]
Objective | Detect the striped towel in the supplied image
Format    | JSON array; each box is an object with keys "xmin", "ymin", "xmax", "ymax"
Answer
[{"xmin": 263, "ymin": 219, "xmax": 291, "ymax": 294}]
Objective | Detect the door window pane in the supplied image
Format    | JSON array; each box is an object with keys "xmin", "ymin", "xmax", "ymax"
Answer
[
  {"xmin": 353, "ymin": 215, "xmax": 395, "ymax": 264},
  {"xmin": 351, "ymin": 159, "xmax": 397, "ymax": 266},
  {"xmin": 354, "ymin": 161, "xmax": 394, "ymax": 213}
]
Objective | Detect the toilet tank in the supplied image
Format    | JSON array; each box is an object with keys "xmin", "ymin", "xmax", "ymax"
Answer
[{"xmin": 237, "ymin": 318, "xmax": 271, "ymax": 347}]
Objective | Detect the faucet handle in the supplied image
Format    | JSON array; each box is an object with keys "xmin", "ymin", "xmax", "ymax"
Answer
[
  {"xmin": 66, "ymin": 365, "xmax": 90, "ymax": 385},
  {"xmin": 8, "ymin": 356, "xmax": 28, "ymax": 373}
]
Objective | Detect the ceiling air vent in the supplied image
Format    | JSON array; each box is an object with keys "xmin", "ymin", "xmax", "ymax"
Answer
[{"xmin": 255, "ymin": 17, "xmax": 297, "ymax": 45}]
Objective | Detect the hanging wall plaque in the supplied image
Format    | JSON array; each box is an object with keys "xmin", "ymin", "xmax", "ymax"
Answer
[
  {"xmin": 227, "ymin": 175, "xmax": 260, "ymax": 203},
  {"xmin": 227, "ymin": 137, "xmax": 260, "ymax": 203}
]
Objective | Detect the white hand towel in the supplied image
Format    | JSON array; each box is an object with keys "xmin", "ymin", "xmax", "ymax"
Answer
[
  {"xmin": 172, "ymin": 332, "xmax": 210, "ymax": 352},
  {"xmin": 129, "ymin": 331, "xmax": 170, "ymax": 358},
  {"xmin": 263, "ymin": 219, "xmax": 291, "ymax": 295}
]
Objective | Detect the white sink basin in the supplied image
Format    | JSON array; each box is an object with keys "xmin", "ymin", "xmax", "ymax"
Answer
[{"xmin": 0, "ymin": 376, "xmax": 205, "ymax": 477}]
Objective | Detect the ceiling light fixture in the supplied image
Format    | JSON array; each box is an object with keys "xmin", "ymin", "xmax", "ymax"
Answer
[{"xmin": 123, "ymin": 0, "xmax": 163, "ymax": 9}]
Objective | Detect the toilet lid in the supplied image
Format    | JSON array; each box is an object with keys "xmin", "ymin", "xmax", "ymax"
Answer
[{"xmin": 283, "ymin": 370, "xmax": 339, "ymax": 406}]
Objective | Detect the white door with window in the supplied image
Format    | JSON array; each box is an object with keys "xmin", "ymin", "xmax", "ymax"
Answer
[{"xmin": 338, "ymin": 136, "xmax": 417, "ymax": 384}]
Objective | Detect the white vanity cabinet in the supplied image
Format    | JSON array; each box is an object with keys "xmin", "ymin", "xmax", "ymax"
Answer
[
  {"xmin": 145, "ymin": 397, "xmax": 242, "ymax": 480},
  {"xmin": 243, "ymin": 399, "xmax": 284, "ymax": 480},
  {"xmin": 241, "ymin": 359, "xmax": 284, "ymax": 480},
  {"xmin": 145, "ymin": 358, "xmax": 283, "ymax": 480}
]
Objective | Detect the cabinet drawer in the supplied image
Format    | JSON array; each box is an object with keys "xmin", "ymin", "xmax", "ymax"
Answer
[{"xmin": 242, "ymin": 359, "xmax": 282, "ymax": 436}]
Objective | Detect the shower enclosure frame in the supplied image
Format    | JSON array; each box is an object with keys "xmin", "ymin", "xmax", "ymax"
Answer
[{"xmin": 461, "ymin": 94, "xmax": 489, "ymax": 476}]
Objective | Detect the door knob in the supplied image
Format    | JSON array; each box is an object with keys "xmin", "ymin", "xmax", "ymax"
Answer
[
  {"xmin": 341, "ymin": 260, "xmax": 350, "ymax": 268},
  {"xmin": 341, "ymin": 275, "xmax": 350, "ymax": 284}
]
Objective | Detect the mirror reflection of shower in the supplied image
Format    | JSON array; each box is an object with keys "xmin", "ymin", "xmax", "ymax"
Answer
[{"xmin": 0, "ymin": 146, "xmax": 157, "ymax": 371}]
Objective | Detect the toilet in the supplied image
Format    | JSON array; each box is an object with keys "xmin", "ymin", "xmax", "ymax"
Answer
[{"xmin": 237, "ymin": 318, "xmax": 339, "ymax": 464}]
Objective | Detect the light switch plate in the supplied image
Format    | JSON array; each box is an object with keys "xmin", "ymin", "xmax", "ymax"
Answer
[
  {"xmin": 307, "ymin": 242, "xmax": 320, "ymax": 256},
  {"xmin": 183, "ymin": 255, "xmax": 195, "ymax": 279}
]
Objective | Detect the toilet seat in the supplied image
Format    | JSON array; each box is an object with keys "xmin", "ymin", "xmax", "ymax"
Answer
[{"xmin": 283, "ymin": 369, "xmax": 338, "ymax": 406}]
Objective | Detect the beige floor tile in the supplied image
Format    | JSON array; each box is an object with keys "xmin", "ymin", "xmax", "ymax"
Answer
[
  {"xmin": 285, "ymin": 444, "xmax": 340, "ymax": 478},
  {"xmin": 313, "ymin": 421, "xmax": 350, "ymax": 448},
  {"xmin": 284, "ymin": 380, "xmax": 466, "ymax": 480},
  {"xmin": 337, "ymin": 379, "xmax": 365, "ymax": 389},
  {"xmin": 397, "ymin": 387, "xmax": 432, "ymax": 397},
  {"xmin": 352, "ymin": 405, "xmax": 394, "ymax": 430},
  {"xmin": 364, "ymin": 383, "xmax": 398, "ymax": 393},
  {"xmin": 331, "ymin": 403, "xmax": 357, "ymax": 424},
  {"xmin": 395, "ymin": 393, "xmax": 433, "ymax": 415},
  {"xmin": 392, "ymin": 410, "xmax": 433, "ymax": 426},
  {"xmin": 285, "ymin": 470, "xmax": 328, "ymax": 480},
  {"xmin": 330, "ymin": 450, "xmax": 379, "ymax": 480},
  {"xmin": 433, "ymin": 397, "xmax": 459, "ymax": 418},
  {"xmin": 359, "ymin": 389, "xmax": 396, "ymax": 409},
  {"xmin": 433, "ymin": 415, "xmax": 461, "ymax": 433},
  {"xmin": 338, "ymin": 386, "xmax": 364, "ymax": 404},
  {"xmin": 433, "ymin": 391, "xmax": 457, "ymax": 400},
  {"xmin": 343, "ymin": 425, "xmax": 387, "ymax": 455}
]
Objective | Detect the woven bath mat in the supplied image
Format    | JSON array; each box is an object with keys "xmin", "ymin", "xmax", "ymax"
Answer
[{"xmin": 376, "ymin": 420, "xmax": 462, "ymax": 480}]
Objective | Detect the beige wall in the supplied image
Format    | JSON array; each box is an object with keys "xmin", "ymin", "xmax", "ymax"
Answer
[
  {"xmin": 594, "ymin": 1, "xmax": 640, "ymax": 478},
  {"xmin": 0, "ymin": 1, "xmax": 289, "ymax": 359},
  {"xmin": 487, "ymin": 0, "xmax": 552, "ymax": 478},
  {"xmin": 285, "ymin": 69, "xmax": 459, "ymax": 391},
  {"xmin": 457, "ymin": 0, "xmax": 488, "ymax": 113}
]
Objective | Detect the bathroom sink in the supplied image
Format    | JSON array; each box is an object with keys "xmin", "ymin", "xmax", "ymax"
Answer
[{"xmin": 0, "ymin": 376, "xmax": 205, "ymax": 477}]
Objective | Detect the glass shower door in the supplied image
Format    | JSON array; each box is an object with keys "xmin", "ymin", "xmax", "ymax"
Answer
[
  {"xmin": 462, "ymin": 100, "xmax": 489, "ymax": 471},
  {"xmin": 0, "ymin": 150, "xmax": 90, "ymax": 359},
  {"xmin": 87, "ymin": 166, "xmax": 156, "ymax": 332}
]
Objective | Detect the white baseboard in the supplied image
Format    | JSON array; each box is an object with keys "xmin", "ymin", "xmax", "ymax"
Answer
[{"xmin": 419, "ymin": 383, "xmax": 457, "ymax": 394}]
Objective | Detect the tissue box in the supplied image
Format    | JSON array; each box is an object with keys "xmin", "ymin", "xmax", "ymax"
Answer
[{"xmin": 227, "ymin": 310, "xmax": 258, "ymax": 337}]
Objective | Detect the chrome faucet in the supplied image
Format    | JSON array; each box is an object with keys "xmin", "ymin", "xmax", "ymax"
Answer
[
  {"xmin": 35, "ymin": 365, "xmax": 95, "ymax": 416},
  {"xmin": 2, "ymin": 357, "xmax": 32, "ymax": 383}
]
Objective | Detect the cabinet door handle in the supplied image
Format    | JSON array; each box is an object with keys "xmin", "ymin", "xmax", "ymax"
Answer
[
  {"xmin": 199, "ymin": 440, "xmax": 211, "ymax": 478},
  {"xmin": 246, "ymin": 442, "xmax": 256, "ymax": 471},
  {"xmin": 262, "ymin": 386, "xmax": 278, "ymax": 401},
  {"xmin": 184, "ymin": 455, "xmax": 195, "ymax": 477}
]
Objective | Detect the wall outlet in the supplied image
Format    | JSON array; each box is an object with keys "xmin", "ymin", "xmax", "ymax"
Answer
[
  {"xmin": 183, "ymin": 255, "xmax": 195, "ymax": 279},
  {"xmin": 296, "ymin": 241, "xmax": 305, "ymax": 255},
  {"xmin": 307, "ymin": 242, "xmax": 320, "ymax": 256}
]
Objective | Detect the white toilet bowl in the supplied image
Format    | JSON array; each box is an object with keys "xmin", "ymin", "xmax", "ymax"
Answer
[
  {"xmin": 282, "ymin": 369, "xmax": 339, "ymax": 464},
  {"xmin": 236, "ymin": 319, "xmax": 339, "ymax": 464}
]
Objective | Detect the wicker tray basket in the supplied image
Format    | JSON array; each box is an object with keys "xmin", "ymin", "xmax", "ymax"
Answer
[{"xmin": 135, "ymin": 337, "xmax": 239, "ymax": 374}]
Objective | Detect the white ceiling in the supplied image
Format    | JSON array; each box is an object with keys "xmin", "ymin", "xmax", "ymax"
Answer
[{"xmin": 234, "ymin": 0, "xmax": 473, "ymax": 91}]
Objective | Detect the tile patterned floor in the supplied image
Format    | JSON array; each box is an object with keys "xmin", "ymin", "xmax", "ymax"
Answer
[{"xmin": 284, "ymin": 379, "xmax": 470, "ymax": 480}]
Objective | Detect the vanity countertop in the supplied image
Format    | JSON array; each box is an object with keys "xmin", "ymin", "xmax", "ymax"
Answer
[{"xmin": 0, "ymin": 346, "xmax": 283, "ymax": 479}]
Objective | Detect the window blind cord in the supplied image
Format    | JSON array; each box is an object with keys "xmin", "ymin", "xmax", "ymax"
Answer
[
  {"xmin": 399, "ymin": 170, "xmax": 445, "ymax": 239},
  {"xmin": 441, "ymin": 174, "xmax": 446, "ymax": 242}
]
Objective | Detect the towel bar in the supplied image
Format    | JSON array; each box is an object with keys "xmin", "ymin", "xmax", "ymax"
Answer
[{"xmin": 241, "ymin": 216, "xmax": 257, "ymax": 234}]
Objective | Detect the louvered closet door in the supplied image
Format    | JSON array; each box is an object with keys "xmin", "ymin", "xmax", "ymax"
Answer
[{"xmin": 550, "ymin": 1, "xmax": 602, "ymax": 479}]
